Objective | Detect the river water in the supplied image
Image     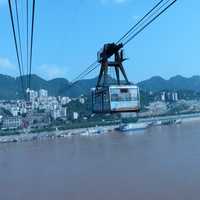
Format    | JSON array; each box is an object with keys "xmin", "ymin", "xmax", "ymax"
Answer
[{"xmin": 0, "ymin": 121, "xmax": 200, "ymax": 200}]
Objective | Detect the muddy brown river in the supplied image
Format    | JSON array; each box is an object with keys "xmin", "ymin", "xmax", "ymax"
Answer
[{"xmin": 0, "ymin": 121, "xmax": 200, "ymax": 200}]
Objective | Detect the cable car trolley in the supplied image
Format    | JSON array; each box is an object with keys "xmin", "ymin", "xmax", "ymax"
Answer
[
  {"xmin": 67, "ymin": 0, "xmax": 177, "ymax": 114},
  {"xmin": 92, "ymin": 43, "xmax": 140, "ymax": 113}
]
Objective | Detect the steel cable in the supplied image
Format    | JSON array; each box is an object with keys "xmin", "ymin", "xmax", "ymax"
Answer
[
  {"xmin": 123, "ymin": 0, "xmax": 177, "ymax": 46},
  {"xmin": 8, "ymin": 0, "xmax": 25, "ymax": 98},
  {"xmin": 116, "ymin": 0, "xmax": 166, "ymax": 44},
  {"xmin": 28, "ymin": 0, "xmax": 36, "ymax": 90}
]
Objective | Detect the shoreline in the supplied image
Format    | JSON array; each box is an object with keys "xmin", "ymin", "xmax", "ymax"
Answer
[
  {"xmin": 1, "ymin": 113, "xmax": 200, "ymax": 144},
  {"xmin": 0, "ymin": 125, "xmax": 117, "ymax": 144}
]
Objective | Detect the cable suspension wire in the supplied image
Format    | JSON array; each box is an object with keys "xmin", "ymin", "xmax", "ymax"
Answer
[
  {"xmin": 8, "ymin": 0, "xmax": 25, "ymax": 98},
  {"xmin": 116, "ymin": 0, "xmax": 166, "ymax": 44},
  {"xmin": 70, "ymin": 61, "xmax": 98, "ymax": 84},
  {"xmin": 118, "ymin": 0, "xmax": 173, "ymax": 45},
  {"xmin": 68, "ymin": 63, "xmax": 99, "ymax": 90},
  {"xmin": 28, "ymin": 0, "xmax": 36, "ymax": 90},
  {"xmin": 123, "ymin": 0, "xmax": 177, "ymax": 46},
  {"xmin": 77, "ymin": 63, "xmax": 99, "ymax": 81},
  {"xmin": 14, "ymin": 0, "xmax": 25, "ymax": 77},
  {"xmin": 26, "ymin": 0, "xmax": 29, "ymax": 89}
]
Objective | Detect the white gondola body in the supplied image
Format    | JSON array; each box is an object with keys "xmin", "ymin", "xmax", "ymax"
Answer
[{"xmin": 92, "ymin": 85, "xmax": 140, "ymax": 113}]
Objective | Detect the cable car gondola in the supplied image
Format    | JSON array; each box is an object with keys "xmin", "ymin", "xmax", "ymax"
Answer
[
  {"xmin": 68, "ymin": 0, "xmax": 177, "ymax": 114},
  {"xmin": 92, "ymin": 43, "xmax": 140, "ymax": 113}
]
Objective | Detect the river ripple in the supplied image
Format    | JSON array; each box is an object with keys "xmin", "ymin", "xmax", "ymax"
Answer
[{"xmin": 0, "ymin": 121, "xmax": 200, "ymax": 200}]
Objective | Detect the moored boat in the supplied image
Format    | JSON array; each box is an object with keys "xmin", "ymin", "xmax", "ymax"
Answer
[
  {"xmin": 175, "ymin": 119, "xmax": 182, "ymax": 124},
  {"xmin": 119, "ymin": 122, "xmax": 149, "ymax": 132},
  {"xmin": 153, "ymin": 120, "xmax": 162, "ymax": 126}
]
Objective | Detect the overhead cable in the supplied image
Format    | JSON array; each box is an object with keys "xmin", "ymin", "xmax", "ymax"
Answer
[
  {"xmin": 8, "ymin": 0, "xmax": 25, "ymax": 98},
  {"xmin": 28, "ymin": 0, "xmax": 36, "ymax": 90},
  {"xmin": 123, "ymin": 0, "xmax": 177, "ymax": 46},
  {"xmin": 116, "ymin": 0, "xmax": 166, "ymax": 44}
]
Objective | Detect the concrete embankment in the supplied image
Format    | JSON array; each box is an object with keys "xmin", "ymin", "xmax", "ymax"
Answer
[
  {"xmin": 0, "ymin": 125, "xmax": 117, "ymax": 144},
  {"xmin": 139, "ymin": 113, "xmax": 200, "ymax": 124}
]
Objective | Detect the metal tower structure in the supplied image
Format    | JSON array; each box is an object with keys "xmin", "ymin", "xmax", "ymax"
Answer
[{"xmin": 96, "ymin": 43, "xmax": 130, "ymax": 88}]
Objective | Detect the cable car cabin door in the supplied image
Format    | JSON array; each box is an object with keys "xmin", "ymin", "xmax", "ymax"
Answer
[{"xmin": 92, "ymin": 87, "xmax": 110, "ymax": 113}]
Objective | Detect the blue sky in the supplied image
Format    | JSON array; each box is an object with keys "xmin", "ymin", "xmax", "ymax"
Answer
[{"xmin": 0, "ymin": 0, "xmax": 199, "ymax": 82}]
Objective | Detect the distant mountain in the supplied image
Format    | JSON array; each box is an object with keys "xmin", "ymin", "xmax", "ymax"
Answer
[
  {"xmin": 0, "ymin": 74, "xmax": 95, "ymax": 100},
  {"xmin": 1, "ymin": 74, "xmax": 200, "ymax": 100},
  {"xmin": 138, "ymin": 76, "xmax": 168, "ymax": 92},
  {"xmin": 60, "ymin": 77, "xmax": 98, "ymax": 97},
  {"xmin": 138, "ymin": 75, "xmax": 200, "ymax": 92},
  {"xmin": 0, "ymin": 74, "xmax": 17, "ymax": 100}
]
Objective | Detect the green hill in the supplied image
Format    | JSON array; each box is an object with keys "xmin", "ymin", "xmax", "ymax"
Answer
[{"xmin": 1, "ymin": 74, "xmax": 200, "ymax": 100}]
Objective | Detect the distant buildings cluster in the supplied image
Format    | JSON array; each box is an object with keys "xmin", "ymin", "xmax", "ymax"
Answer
[
  {"xmin": 160, "ymin": 91, "xmax": 179, "ymax": 102},
  {"xmin": 1, "ymin": 88, "xmax": 200, "ymax": 131},
  {"xmin": 140, "ymin": 90, "xmax": 200, "ymax": 117},
  {"xmin": 0, "ymin": 89, "xmax": 86, "ymax": 130}
]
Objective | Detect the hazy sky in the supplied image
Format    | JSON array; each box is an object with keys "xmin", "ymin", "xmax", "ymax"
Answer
[{"xmin": 0, "ymin": 0, "xmax": 199, "ymax": 82}]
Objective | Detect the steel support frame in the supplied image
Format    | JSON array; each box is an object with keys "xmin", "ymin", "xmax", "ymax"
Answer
[{"xmin": 96, "ymin": 49, "xmax": 130, "ymax": 88}]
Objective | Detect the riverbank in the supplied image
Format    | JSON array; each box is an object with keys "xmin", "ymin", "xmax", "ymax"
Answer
[
  {"xmin": 1, "ymin": 113, "xmax": 200, "ymax": 144},
  {"xmin": 0, "ymin": 125, "xmax": 117, "ymax": 144},
  {"xmin": 139, "ymin": 112, "xmax": 200, "ymax": 123}
]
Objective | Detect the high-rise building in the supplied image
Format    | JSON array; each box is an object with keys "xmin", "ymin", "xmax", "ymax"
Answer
[
  {"xmin": 26, "ymin": 89, "xmax": 38, "ymax": 102},
  {"xmin": 61, "ymin": 97, "xmax": 71, "ymax": 105},
  {"xmin": 39, "ymin": 89, "xmax": 48, "ymax": 98},
  {"xmin": 73, "ymin": 112, "xmax": 79, "ymax": 120},
  {"xmin": 79, "ymin": 96, "xmax": 85, "ymax": 104},
  {"xmin": 172, "ymin": 92, "xmax": 178, "ymax": 102},
  {"xmin": 161, "ymin": 92, "xmax": 166, "ymax": 101}
]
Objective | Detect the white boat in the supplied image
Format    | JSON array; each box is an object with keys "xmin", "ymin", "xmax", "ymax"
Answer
[
  {"xmin": 175, "ymin": 119, "xmax": 182, "ymax": 124},
  {"xmin": 119, "ymin": 122, "xmax": 149, "ymax": 132},
  {"xmin": 153, "ymin": 120, "xmax": 162, "ymax": 126},
  {"xmin": 81, "ymin": 128, "xmax": 103, "ymax": 136}
]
